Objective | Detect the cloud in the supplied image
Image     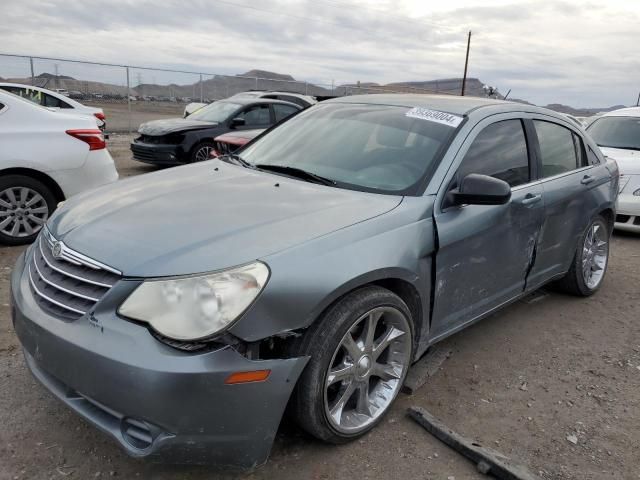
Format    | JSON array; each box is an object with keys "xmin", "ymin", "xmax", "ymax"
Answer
[{"xmin": 0, "ymin": 0, "xmax": 638, "ymax": 106}]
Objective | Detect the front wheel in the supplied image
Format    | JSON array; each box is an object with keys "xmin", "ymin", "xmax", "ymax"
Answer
[
  {"xmin": 553, "ymin": 215, "xmax": 610, "ymax": 296},
  {"xmin": 291, "ymin": 286, "xmax": 413, "ymax": 443},
  {"xmin": 190, "ymin": 142, "xmax": 215, "ymax": 163}
]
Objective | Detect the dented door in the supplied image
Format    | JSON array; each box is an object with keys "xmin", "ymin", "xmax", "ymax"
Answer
[{"xmin": 430, "ymin": 118, "xmax": 544, "ymax": 339}]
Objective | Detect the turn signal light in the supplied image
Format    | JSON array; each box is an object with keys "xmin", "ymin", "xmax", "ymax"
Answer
[{"xmin": 224, "ymin": 370, "xmax": 271, "ymax": 384}]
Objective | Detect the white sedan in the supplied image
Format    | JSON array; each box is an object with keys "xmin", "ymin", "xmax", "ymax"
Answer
[
  {"xmin": 0, "ymin": 82, "xmax": 106, "ymax": 130},
  {"xmin": 0, "ymin": 90, "xmax": 118, "ymax": 245},
  {"xmin": 587, "ymin": 106, "xmax": 640, "ymax": 233}
]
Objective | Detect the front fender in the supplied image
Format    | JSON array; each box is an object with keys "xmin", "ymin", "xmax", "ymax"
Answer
[{"xmin": 229, "ymin": 197, "xmax": 436, "ymax": 350}]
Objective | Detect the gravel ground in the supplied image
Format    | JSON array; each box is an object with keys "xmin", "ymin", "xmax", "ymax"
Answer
[{"xmin": 1, "ymin": 136, "xmax": 639, "ymax": 479}]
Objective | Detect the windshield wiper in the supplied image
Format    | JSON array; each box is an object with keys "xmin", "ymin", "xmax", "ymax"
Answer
[
  {"xmin": 598, "ymin": 144, "xmax": 640, "ymax": 151},
  {"xmin": 254, "ymin": 164, "xmax": 337, "ymax": 186},
  {"xmin": 220, "ymin": 153, "xmax": 254, "ymax": 168}
]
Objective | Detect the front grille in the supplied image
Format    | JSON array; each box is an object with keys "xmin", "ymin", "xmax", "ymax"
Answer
[
  {"xmin": 28, "ymin": 228, "xmax": 122, "ymax": 320},
  {"xmin": 130, "ymin": 143, "xmax": 159, "ymax": 161}
]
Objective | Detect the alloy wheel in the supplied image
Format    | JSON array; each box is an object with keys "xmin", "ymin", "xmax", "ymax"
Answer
[
  {"xmin": 0, "ymin": 187, "xmax": 49, "ymax": 238},
  {"xmin": 194, "ymin": 145, "xmax": 213, "ymax": 162},
  {"xmin": 324, "ymin": 306, "xmax": 411, "ymax": 434},
  {"xmin": 582, "ymin": 222, "xmax": 608, "ymax": 289}
]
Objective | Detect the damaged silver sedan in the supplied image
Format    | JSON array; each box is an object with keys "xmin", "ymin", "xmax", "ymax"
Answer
[{"xmin": 11, "ymin": 94, "xmax": 618, "ymax": 469}]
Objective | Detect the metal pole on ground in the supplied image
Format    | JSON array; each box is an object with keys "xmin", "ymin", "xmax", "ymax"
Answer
[
  {"xmin": 461, "ymin": 30, "xmax": 471, "ymax": 96},
  {"xmin": 200, "ymin": 74, "xmax": 203, "ymax": 102},
  {"xmin": 126, "ymin": 66, "xmax": 132, "ymax": 135},
  {"xmin": 29, "ymin": 57, "xmax": 35, "ymax": 85}
]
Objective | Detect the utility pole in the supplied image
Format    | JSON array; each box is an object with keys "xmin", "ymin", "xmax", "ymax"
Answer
[
  {"xmin": 54, "ymin": 63, "xmax": 59, "ymax": 89},
  {"xmin": 636, "ymin": 91, "xmax": 640, "ymax": 106},
  {"xmin": 461, "ymin": 31, "xmax": 471, "ymax": 96},
  {"xmin": 29, "ymin": 57, "xmax": 35, "ymax": 86}
]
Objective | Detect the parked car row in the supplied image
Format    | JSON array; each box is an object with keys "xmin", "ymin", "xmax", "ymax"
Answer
[{"xmin": 2, "ymin": 79, "xmax": 638, "ymax": 470}]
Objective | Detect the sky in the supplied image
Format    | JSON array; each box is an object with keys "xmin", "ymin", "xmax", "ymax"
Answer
[{"xmin": 1, "ymin": 0, "xmax": 639, "ymax": 107}]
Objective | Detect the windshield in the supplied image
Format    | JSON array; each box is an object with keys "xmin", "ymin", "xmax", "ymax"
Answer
[
  {"xmin": 188, "ymin": 101, "xmax": 240, "ymax": 123},
  {"xmin": 587, "ymin": 116, "xmax": 640, "ymax": 150},
  {"xmin": 239, "ymin": 103, "xmax": 457, "ymax": 194}
]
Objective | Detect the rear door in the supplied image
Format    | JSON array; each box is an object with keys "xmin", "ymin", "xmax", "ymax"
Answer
[
  {"xmin": 525, "ymin": 117, "xmax": 610, "ymax": 287},
  {"xmin": 431, "ymin": 116, "xmax": 545, "ymax": 338}
]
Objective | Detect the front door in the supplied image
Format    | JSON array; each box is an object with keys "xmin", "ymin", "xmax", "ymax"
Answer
[{"xmin": 430, "ymin": 117, "xmax": 545, "ymax": 339}]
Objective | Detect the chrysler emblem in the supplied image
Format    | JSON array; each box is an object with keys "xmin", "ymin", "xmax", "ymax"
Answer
[{"xmin": 51, "ymin": 241, "xmax": 63, "ymax": 259}]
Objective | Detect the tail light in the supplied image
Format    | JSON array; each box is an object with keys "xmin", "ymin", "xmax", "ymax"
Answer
[
  {"xmin": 66, "ymin": 129, "xmax": 106, "ymax": 151},
  {"xmin": 93, "ymin": 112, "xmax": 106, "ymax": 121}
]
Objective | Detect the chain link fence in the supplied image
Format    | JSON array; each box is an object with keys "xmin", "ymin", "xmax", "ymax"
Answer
[{"xmin": 0, "ymin": 53, "xmax": 458, "ymax": 133}]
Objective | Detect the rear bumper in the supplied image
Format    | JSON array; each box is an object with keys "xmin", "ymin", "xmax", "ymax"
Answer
[
  {"xmin": 11, "ymin": 251, "xmax": 308, "ymax": 468},
  {"xmin": 130, "ymin": 142, "xmax": 186, "ymax": 165},
  {"xmin": 615, "ymin": 194, "xmax": 640, "ymax": 233},
  {"xmin": 50, "ymin": 149, "xmax": 119, "ymax": 198}
]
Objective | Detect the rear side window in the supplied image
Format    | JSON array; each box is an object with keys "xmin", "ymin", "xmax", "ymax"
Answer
[
  {"xmin": 273, "ymin": 104, "xmax": 298, "ymax": 122},
  {"xmin": 534, "ymin": 121, "xmax": 580, "ymax": 177},
  {"xmin": 458, "ymin": 119, "xmax": 530, "ymax": 188},
  {"xmin": 43, "ymin": 93, "xmax": 71, "ymax": 109}
]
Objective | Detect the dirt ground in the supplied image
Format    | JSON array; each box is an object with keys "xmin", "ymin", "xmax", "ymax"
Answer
[
  {"xmin": 1, "ymin": 136, "xmax": 639, "ymax": 479},
  {"xmin": 84, "ymin": 101, "xmax": 186, "ymax": 133}
]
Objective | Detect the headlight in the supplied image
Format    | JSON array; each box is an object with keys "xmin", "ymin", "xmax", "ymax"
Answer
[{"xmin": 119, "ymin": 262, "xmax": 269, "ymax": 341}]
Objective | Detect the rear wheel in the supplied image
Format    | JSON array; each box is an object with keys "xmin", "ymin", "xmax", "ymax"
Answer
[
  {"xmin": 291, "ymin": 286, "xmax": 413, "ymax": 443},
  {"xmin": 0, "ymin": 175, "xmax": 56, "ymax": 245},
  {"xmin": 190, "ymin": 142, "xmax": 215, "ymax": 163},
  {"xmin": 553, "ymin": 215, "xmax": 610, "ymax": 296}
]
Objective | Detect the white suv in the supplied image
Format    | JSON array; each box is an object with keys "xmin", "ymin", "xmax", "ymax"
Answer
[{"xmin": 0, "ymin": 90, "xmax": 118, "ymax": 244}]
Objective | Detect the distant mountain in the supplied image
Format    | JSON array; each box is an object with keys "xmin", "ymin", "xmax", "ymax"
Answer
[{"xmin": 0, "ymin": 70, "xmax": 628, "ymax": 114}]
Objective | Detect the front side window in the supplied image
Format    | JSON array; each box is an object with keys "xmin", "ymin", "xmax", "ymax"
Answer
[
  {"xmin": 458, "ymin": 119, "xmax": 530, "ymax": 187},
  {"xmin": 238, "ymin": 105, "xmax": 271, "ymax": 126},
  {"xmin": 534, "ymin": 120, "xmax": 579, "ymax": 177},
  {"xmin": 587, "ymin": 116, "xmax": 640, "ymax": 151},
  {"xmin": 240, "ymin": 103, "xmax": 456, "ymax": 194}
]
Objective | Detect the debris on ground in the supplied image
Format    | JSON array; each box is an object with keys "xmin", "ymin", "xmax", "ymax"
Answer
[{"xmin": 407, "ymin": 406, "xmax": 540, "ymax": 480}]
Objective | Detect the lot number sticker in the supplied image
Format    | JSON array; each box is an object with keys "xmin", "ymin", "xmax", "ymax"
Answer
[{"xmin": 405, "ymin": 107, "xmax": 463, "ymax": 128}]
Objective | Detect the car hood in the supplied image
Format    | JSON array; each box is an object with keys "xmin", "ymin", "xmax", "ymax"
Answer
[
  {"xmin": 138, "ymin": 118, "xmax": 217, "ymax": 136},
  {"xmin": 48, "ymin": 161, "xmax": 402, "ymax": 277},
  {"xmin": 600, "ymin": 147, "xmax": 640, "ymax": 175}
]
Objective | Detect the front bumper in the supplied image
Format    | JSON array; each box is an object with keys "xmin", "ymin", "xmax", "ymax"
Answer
[
  {"xmin": 130, "ymin": 141, "xmax": 186, "ymax": 165},
  {"xmin": 615, "ymin": 193, "xmax": 640, "ymax": 233},
  {"xmin": 10, "ymin": 251, "xmax": 308, "ymax": 468}
]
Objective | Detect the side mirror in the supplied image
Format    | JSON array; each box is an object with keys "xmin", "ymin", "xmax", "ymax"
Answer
[
  {"xmin": 230, "ymin": 117, "xmax": 246, "ymax": 128},
  {"xmin": 449, "ymin": 173, "xmax": 511, "ymax": 206}
]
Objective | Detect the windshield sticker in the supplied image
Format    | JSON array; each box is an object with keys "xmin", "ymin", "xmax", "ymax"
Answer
[{"xmin": 405, "ymin": 107, "xmax": 463, "ymax": 128}]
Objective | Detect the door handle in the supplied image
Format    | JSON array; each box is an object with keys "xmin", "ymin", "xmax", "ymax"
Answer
[
  {"xmin": 581, "ymin": 175, "xmax": 595, "ymax": 185},
  {"xmin": 521, "ymin": 193, "xmax": 542, "ymax": 206}
]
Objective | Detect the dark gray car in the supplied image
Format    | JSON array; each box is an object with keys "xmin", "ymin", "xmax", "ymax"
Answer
[{"xmin": 11, "ymin": 95, "xmax": 618, "ymax": 469}]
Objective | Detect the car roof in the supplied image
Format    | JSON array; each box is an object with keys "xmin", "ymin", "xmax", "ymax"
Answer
[
  {"xmin": 325, "ymin": 93, "xmax": 511, "ymax": 115},
  {"xmin": 220, "ymin": 97, "xmax": 302, "ymax": 108},
  {"xmin": 601, "ymin": 106, "xmax": 640, "ymax": 118},
  {"xmin": 0, "ymin": 82, "xmax": 84, "ymax": 107}
]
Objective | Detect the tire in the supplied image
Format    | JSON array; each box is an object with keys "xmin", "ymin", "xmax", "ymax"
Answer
[
  {"xmin": 0, "ymin": 175, "xmax": 57, "ymax": 246},
  {"xmin": 553, "ymin": 215, "xmax": 610, "ymax": 296},
  {"xmin": 190, "ymin": 142, "xmax": 215, "ymax": 163},
  {"xmin": 291, "ymin": 286, "xmax": 414, "ymax": 443}
]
